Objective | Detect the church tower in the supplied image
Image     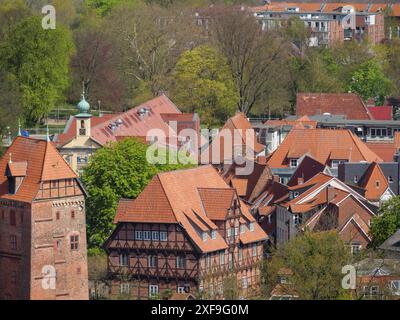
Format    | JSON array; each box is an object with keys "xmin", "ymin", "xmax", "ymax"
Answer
[{"xmin": 75, "ymin": 92, "xmax": 91, "ymax": 139}]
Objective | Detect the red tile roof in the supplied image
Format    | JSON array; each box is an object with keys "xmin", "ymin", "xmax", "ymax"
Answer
[
  {"xmin": 267, "ymin": 129, "xmax": 382, "ymax": 168},
  {"xmin": 365, "ymin": 133, "xmax": 400, "ymax": 162},
  {"xmin": 55, "ymin": 94, "xmax": 196, "ymax": 147},
  {"xmin": 287, "ymin": 155, "xmax": 327, "ymax": 187},
  {"xmin": 358, "ymin": 162, "xmax": 390, "ymax": 202},
  {"xmin": 115, "ymin": 165, "xmax": 268, "ymax": 253},
  {"xmin": 368, "ymin": 106, "xmax": 393, "ymax": 121},
  {"xmin": 251, "ymin": 2, "xmax": 389, "ymax": 15},
  {"xmin": 223, "ymin": 161, "xmax": 273, "ymax": 202},
  {"xmin": 296, "ymin": 93, "xmax": 372, "ymax": 120},
  {"xmin": 7, "ymin": 161, "xmax": 27, "ymax": 177},
  {"xmin": 0, "ymin": 137, "xmax": 77, "ymax": 203},
  {"xmin": 197, "ymin": 188, "xmax": 235, "ymax": 220},
  {"xmin": 206, "ymin": 113, "xmax": 265, "ymax": 164}
]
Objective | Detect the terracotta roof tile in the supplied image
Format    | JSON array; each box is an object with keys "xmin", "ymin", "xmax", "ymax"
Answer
[
  {"xmin": 287, "ymin": 155, "xmax": 326, "ymax": 187},
  {"xmin": 368, "ymin": 106, "xmax": 393, "ymax": 120},
  {"xmin": 198, "ymin": 188, "xmax": 235, "ymax": 220},
  {"xmin": 206, "ymin": 113, "xmax": 265, "ymax": 163},
  {"xmin": 267, "ymin": 129, "xmax": 382, "ymax": 168},
  {"xmin": 296, "ymin": 93, "xmax": 372, "ymax": 120},
  {"xmin": 358, "ymin": 162, "xmax": 389, "ymax": 202},
  {"xmin": 0, "ymin": 137, "xmax": 78, "ymax": 203},
  {"xmin": 7, "ymin": 161, "xmax": 27, "ymax": 177},
  {"xmin": 115, "ymin": 165, "xmax": 267, "ymax": 253}
]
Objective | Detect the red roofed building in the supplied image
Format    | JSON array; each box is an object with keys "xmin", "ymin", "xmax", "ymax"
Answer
[
  {"xmin": 55, "ymin": 94, "xmax": 199, "ymax": 174},
  {"xmin": 104, "ymin": 165, "xmax": 267, "ymax": 299},
  {"xmin": 0, "ymin": 137, "xmax": 88, "ymax": 300},
  {"xmin": 274, "ymin": 172, "xmax": 377, "ymax": 252},
  {"xmin": 204, "ymin": 113, "xmax": 265, "ymax": 169},
  {"xmin": 296, "ymin": 93, "xmax": 373, "ymax": 120},
  {"xmin": 368, "ymin": 106, "xmax": 393, "ymax": 121}
]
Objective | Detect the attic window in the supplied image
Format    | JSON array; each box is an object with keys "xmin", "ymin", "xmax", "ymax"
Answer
[
  {"xmin": 376, "ymin": 180, "xmax": 380, "ymax": 188},
  {"xmin": 290, "ymin": 159, "xmax": 298, "ymax": 168},
  {"xmin": 240, "ymin": 224, "xmax": 245, "ymax": 234},
  {"xmin": 388, "ymin": 176, "xmax": 393, "ymax": 184},
  {"xmin": 249, "ymin": 222, "xmax": 255, "ymax": 232},
  {"xmin": 211, "ymin": 230, "xmax": 217, "ymax": 240},
  {"xmin": 6, "ymin": 161, "xmax": 27, "ymax": 195},
  {"xmin": 354, "ymin": 175, "xmax": 358, "ymax": 184},
  {"xmin": 294, "ymin": 192, "xmax": 300, "ymax": 198},
  {"xmin": 202, "ymin": 232, "xmax": 208, "ymax": 242}
]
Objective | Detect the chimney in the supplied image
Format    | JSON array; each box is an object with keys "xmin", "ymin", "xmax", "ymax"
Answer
[{"xmin": 326, "ymin": 186, "xmax": 336, "ymax": 203}]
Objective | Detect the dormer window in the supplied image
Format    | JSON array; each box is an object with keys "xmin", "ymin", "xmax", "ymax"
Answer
[
  {"xmin": 294, "ymin": 191, "xmax": 300, "ymax": 198},
  {"xmin": 354, "ymin": 175, "xmax": 358, "ymax": 184},
  {"xmin": 290, "ymin": 159, "xmax": 298, "ymax": 168},
  {"xmin": 5, "ymin": 160, "xmax": 27, "ymax": 195},
  {"xmin": 211, "ymin": 230, "xmax": 217, "ymax": 240},
  {"xmin": 240, "ymin": 224, "xmax": 245, "ymax": 234},
  {"xmin": 249, "ymin": 222, "xmax": 255, "ymax": 232},
  {"xmin": 388, "ymin": 176, "xmax": 393, "ymax": 184},
  {"xmin": 202, "ymin": 232, "xmax": 208, "ymax": 242}
]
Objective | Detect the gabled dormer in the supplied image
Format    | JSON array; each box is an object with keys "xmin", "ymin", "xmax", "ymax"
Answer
[{"xmin": 5, "ymin": 156, "xmax": 27, "ymax": 194}]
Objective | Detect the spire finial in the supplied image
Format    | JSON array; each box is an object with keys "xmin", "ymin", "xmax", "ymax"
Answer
[
  {"xmin": 46, "ymin": 125, "xmax": 50, "ymax": 142},
  {"xmin": 18, "ymin": 119, "xmax": 21, "ymax": 136},
  {"xmin": 82, "ymin": 81, "xmax": 85, "ymax": 99},
  {"xmin": 9, "ymin": 153, "xmax": 12, "ymax": 164}
]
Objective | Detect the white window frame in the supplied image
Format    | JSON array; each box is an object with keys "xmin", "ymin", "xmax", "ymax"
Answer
[
  {"xmin": 119, "ymin": 253, "xmax": 128, "ymax": 267},
  {"xmin": 290, "ymin": 159, "xmax": 298, "ymax": 168},
  {"xmin": 177, "ymin": 286, "xmax": 185, "ymax": 294},
  {"xmin": 293, "ymin": 214, "xmax": 301, "ymax": 226},
  {"xmin": 160, "ymin": 231, "xmax": 167, "ymax": 242},
  {"xmin": 351, "ymin": 244, "xmax": 362, "ymax": 255},
  {"xmin": 120, "ymin": 282, "xmax": 130, "ymax": 295},
  {"xmin": 143, "ymin": 231, "xmax": 151, "ymax": 241},
  {"xmin": 176, "ymin": 256, "xmax": 185, "ymax": 269},
  {"xmin": 135, "ymin": 230, "xmax": 143, "ymax": 240},
  {"xmin": 249, "ymin": 222, "xmax": 255, "ymax": 232},
  {"xmin": 390, "ymin": 280, "xmax": 400, "ymax": 295},
  {"xmin": 148, "ymin": 255, "xmax": 157, "ymax": 268},
  {"xmin": 152, "ymin": 231, "xmax": 159, "ymax": 241},
  {"xmin": 149, "ymin": 285, "xmax": 159, "ymax": 297}
]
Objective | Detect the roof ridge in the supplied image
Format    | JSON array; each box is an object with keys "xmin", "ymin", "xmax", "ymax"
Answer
[{"xmin": 157, "ymin": 174, "xmax": 179, "ymax": 223}]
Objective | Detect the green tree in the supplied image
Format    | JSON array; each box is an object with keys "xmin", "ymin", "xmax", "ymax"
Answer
[
  {"xmin": 370, "ymin": 196, "xmax": 400, "ymax": 248},
  {"xmin": 82, "ymin": 138, "xmax": 195, "ymax": 249},
  {"xmin": 262, "ymin": 231, "xmax": 351, "ymax": 300},
  {"xmin": 171, "ymin": 45, "xmax": 239, "ymax": 127},
  {"xmin": 347, "ymin": 60, "xmax": 393, "ymax": 105},
  {"xmin": 1, "ymin": 15, "xmax": 74, "ymax": 125},
  {"xmin": 291, "ymin": 50, "xmax": 343, "ymax": 94}
]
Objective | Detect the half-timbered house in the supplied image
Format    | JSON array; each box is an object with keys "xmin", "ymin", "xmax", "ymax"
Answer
[{"xmin": 104, "ymin": 165, "xmax": 268, "ymax": 299}]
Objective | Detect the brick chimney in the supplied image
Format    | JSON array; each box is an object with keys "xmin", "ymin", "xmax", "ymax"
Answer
[{"xmin": 326, "ymin": 186, "xmax": 336, "ymax": 203}]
